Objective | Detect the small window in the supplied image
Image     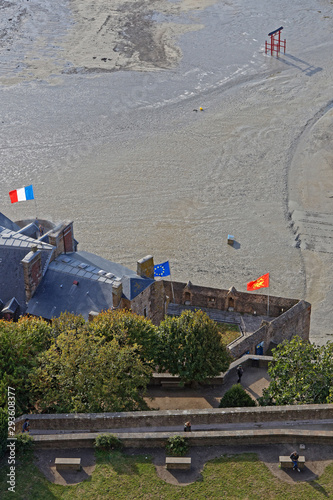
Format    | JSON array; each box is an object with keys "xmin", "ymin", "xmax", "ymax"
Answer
[
  {"xmin": 228, "ymin": 297, "xmax": 234, "ymax": 311},
  {"xmin": 143, "ymin": 307, "xmax": 147, "ymax": 318},
  {"xmin": 184, "ymin": 292, "xmax": 191, "ymax": 305}
]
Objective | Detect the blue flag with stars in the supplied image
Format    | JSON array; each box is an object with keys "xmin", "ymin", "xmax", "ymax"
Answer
[{"xmin": 154, "ymin": 261, "xmax": 170, "ymax": 277}]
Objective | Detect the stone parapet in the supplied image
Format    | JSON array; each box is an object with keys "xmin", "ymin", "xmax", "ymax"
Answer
[{"xmin": 16, "ymin": 404, "xmax": 333, "ymax": 433}]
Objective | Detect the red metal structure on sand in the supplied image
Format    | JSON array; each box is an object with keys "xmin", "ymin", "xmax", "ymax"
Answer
[{"xmin": 265, "ymin": 27, "xmax": 286, "ymax": 56}]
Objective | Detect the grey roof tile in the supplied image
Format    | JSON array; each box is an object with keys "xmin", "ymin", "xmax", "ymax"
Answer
[{"xmin": 26, "ymin": 270, "xmax": 114, "ymax": 320}]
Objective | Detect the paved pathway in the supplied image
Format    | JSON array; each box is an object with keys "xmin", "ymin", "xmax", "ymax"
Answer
[
  {"xmin": 146, "ymin": 366, "xmax": 271, "ymax": 410},
  {"xmin": 31, "ymin": 419, "xmax": 333, "ymax": 435}
]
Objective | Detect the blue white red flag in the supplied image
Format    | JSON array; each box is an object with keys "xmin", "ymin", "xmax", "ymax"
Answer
[{"xmin": 9, "ymin": 185, "xmax": 34, "ymax": 204}]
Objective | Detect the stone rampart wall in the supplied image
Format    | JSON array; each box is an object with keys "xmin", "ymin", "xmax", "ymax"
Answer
[
  {"xmin": 16, "ymin": 404, "xmax": 333, "ymax": 433},
  {"xmin": 162, "ymin": 281, "xmax": 299, "ymax": 317},
  {"xmin": 221, "ymin": 300, "xmax": 310, "ymax": 359}
]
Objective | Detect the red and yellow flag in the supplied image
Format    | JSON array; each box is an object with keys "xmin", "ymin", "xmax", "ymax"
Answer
[{"xmin": 247, "ymin": 273, "xmax": 269, "ymax": 291}]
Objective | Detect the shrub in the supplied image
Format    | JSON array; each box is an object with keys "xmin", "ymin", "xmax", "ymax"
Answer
[
  {"xmin": 165, "ymin": 435, "xmax": 189, "ymax": 456},
  {"xmin": 15, "ymin": 433, "xmax": 33, "ymax": 454},
  {"xmin": 219, "ymin": 384, "xmax": 256, "ymax": 408},
  {"xmin": 95, "ymin": 434, "xmax": 123, "ymax": 451}
]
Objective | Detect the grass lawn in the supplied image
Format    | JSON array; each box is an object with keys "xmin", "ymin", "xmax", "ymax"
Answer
[
  {"xmin": 219, "ymin": 323, "xmax": 241, "ymax": 346},
  {"xmin": 1, "ymin": 450, "xmax": 332, "ymax": 499}
]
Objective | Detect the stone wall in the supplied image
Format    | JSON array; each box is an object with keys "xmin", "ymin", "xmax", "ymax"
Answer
[
  {"xmin": 155, "ymin": 281, "xmax": 310, "ymax": 358},
  {"xmin": 162, "ymin": 281, "xmax": 299, "ymax": 317},
  {"xmin": 16, "ymin": 404, "xmax": 333, "ymax": 433},
  {"xmin": 130, "ymin": 280, "xmax": 166, "ymax": 325},
  {"xmin": 21, "ymin": 248, "xmax": 42, "ymax": 301},
  {"xmin": 267, "ymin": 300, "xmax": 311, "ymax": 345},
  {"xmin": 48, "ymin": 221, "xmax": 74, "ymax": 257},
  {"xmin": 228, "ymin": 300, "xmax": 311, "ymax": 358}
]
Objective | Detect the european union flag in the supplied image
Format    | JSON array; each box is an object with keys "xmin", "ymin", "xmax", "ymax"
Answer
[{"xmin": 154, "ymin": 261, "xmax": 170, "ymax": 277}]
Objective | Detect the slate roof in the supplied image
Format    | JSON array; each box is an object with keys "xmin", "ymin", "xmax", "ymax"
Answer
[
  {"xmin": 26, "ymin": 269, "xmax": 114, "ymax": 320},
  {"xmin": 0, "ymin": 226, "xmax": 54, "ymax": 312},
  {"xmin": 17, "ymin": 222, "xmax": 39, "ymax": 239},
  {"xmin": 62, "ymin": 251, "xmax": 154, "ymax": 300},
  {"xmin": 26, "ymin": 251, "xmax": 154, "ymax": 320},
  {"xmin": 2, "ymin": 297, "xmax": 19, "ymax": 314},
  {"xmin": 0, "ymin": 227, "xmax": 53, "ymax": 251},
  {"xmin": 0, "ymin": 213, "xmax": 20, "ymax": 232}
]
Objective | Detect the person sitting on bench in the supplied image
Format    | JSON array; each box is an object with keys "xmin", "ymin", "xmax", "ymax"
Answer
[{"xmin": 290, "ymin": 451, "xmax": 300, "ymax": 472}]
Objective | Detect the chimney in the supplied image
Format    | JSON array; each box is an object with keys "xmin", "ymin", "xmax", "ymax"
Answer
[
  {"xmin": 112, "ymin": 282, "xmax": 123, "ymax": 308},
  {"xmin": 48, "ymin": 221, "xmax": 74, "ymax": 257},
  {"xmin": 88, "ymin": 311, "xmax": 100, "ymax": 322},
  {"xmin": 137, "ymin": 255, "xmax": 154, "ymax": 279},
  {"xmin": 21, "ymin": 247, "xmax": 43, "ymax": 301}
]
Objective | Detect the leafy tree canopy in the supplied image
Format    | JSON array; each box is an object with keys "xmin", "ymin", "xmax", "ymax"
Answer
[
  {"xmin": 0, "ymin": 317, "xmax": 52, "ymax": 414},
  {"xmin": 86, "ymin": 309, "xmax": 159, "ymax": 365},
  {"xmin": 259, "ymin": 336, "xmax": 333, "ymax": 406},
  {"xmin": 157, "ymin": 310, "xmax": 231, "ymax": 383},
  {"xmin": 30, "ymin": 328, "xmax": 152, "ymax": 413}
]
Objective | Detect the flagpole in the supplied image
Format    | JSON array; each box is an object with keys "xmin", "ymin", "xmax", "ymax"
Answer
[
  {"xmin": 267, "ymin": 286, "xmax": 270, "ymax": 317},
  {"xmin": 34, "ymin": 198, "xmax": 38, "ymax": 220},
  {"xmin": 169, "ymin": 271, "xmax": 175, "ymax": 303}
]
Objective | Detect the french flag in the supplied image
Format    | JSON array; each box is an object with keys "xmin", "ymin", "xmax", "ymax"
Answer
[{"xmin": 9, "ymin": 185, "xmax": 34, "ymax": 204}]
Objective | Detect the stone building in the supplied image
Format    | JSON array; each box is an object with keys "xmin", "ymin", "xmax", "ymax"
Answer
[
  {"xmin": 0, "ymin": 212, "xmax": 311, "ymax": 358},
  {"xmin": 0, "ymin": 213, "xmax": 153, "ymax": 321}
]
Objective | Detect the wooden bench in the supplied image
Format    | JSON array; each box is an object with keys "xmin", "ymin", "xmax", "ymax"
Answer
[
  {"xmin": 165, "ymin": 457, "xmax": 191, "ymax": 470},
  {"xmin": 55, "ymin": 458, "xmax": 81, "ymax": 471},
  {"xmin": 279, "ymin": 456, "xmax": 305, "ymax": 469}
]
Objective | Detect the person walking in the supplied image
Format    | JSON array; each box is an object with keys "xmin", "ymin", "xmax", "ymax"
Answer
[
  {"xmin": 237, "ymin": 365, "xmax": 243, "ymax": 383},
  {"xmin": 290, "ymin": 451, "xmax": 300, "ymax": 472},
  {"xmin": 184, "ymin": 421, "xmax": 191, "ymax": 432}
]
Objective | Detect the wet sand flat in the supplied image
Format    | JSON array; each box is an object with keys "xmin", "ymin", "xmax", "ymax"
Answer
[{"xmin": 0, "ymin": 0, "xmax": 333, "ymax": 344}]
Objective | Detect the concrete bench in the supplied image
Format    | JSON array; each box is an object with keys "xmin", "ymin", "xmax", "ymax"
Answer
[
  {"xmin": 55, "ymin": 458, "xmax": 81, "ymax": 471},
  {"xmin": 279, "ymin": 456, "xmax": 305, "ymax": 469},
  {"xmin": 165, "ymin": 457, "xmax": 191, "ymax": 470}
]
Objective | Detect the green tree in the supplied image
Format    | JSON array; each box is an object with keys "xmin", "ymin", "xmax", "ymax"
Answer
[
  {"xmin": 157, "ymin": 310, "xmax": 231, "ymax": 383},
  {"xmin": 259, "ymin": 336, "xmax": 333, "ymax": 406},
  {"xmin": 50, "ymin": 312, "xmax": 86, "ymax": 338},
  {"xmin": 0, "ymin": 317, "xmax": 53, "ymax": 414},
  {"xmin": 30, "ymin": 328, "xmax": 152, "ymax": 413},
  {"xmin": 219, "ymin": 384, "xmax": 256, "ymax": 408},
  {"xmin": 87, "ymin": 309, "xmax": 159, "ymax": 366}
]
